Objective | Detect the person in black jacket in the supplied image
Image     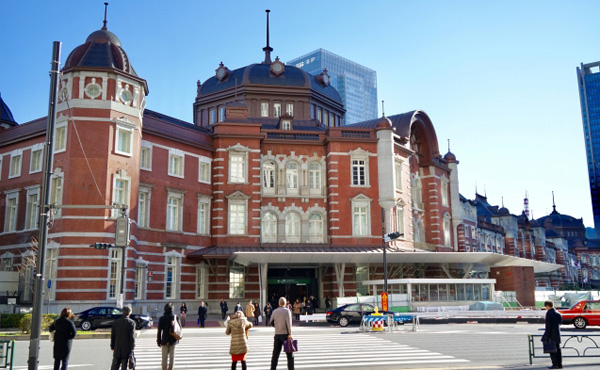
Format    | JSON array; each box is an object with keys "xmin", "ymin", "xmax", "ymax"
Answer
[
  {"xmin": 264, "ymin": 303, "xmax": 273, "ymax": 326},
  {"xmin": 220, "ymin": 298, "xmax": 229, "ymax": 320},
  {"xmin": 197, "ymin": 301, "xmax": 208, "ymax": 328},
  {"xmin": 49, "ymin": 307, "xmax": 77, "ymax": 370},
  {"xmin": 542, "ymin": 300, "xmax": 562, "ymax": 369},
  {"xmin": 110, "ymin": 305, "xmax": 136, "ymax": 370},
  {"xmin": 179, "ymin": 303, "xmax": 188, "ymax": 327},
  {"xmin": 157, "ymin": 303, "xmax": 180, "ymax": 370}
]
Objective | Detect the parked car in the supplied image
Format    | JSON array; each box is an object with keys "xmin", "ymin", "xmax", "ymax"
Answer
[
  {"xmin": 326, "ymin": 303, "xmax": 411, "ymax": 327},
  {"xmin": 559, "ymin": 300, "xmax": 600, "ymax": 329},
  {"xmin": 72, "ymin": 306, "xmax": 153, "ymax": 331}
]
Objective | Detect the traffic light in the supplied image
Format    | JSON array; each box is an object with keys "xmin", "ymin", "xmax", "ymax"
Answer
[
  {"xmin": 89, "ymin": 243, "xmax": 114, "ymax": 249},
  {"xmin": 115, "ymin": 216, "xmax": 130, "ymax": 247},
  {"xmin": 384, "ymin": 231, "xmax": 404, "ymax": 242},
  {"xmin": 147, "ymin": 269, "xmax": 153, "ymax": 282}
]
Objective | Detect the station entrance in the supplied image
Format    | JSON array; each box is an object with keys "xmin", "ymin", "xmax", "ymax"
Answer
[{"xmin": 267, "ymin": 267, "xmax": 318, "ymax": 307}]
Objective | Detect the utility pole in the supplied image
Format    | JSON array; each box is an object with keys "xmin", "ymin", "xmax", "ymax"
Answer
[{"xmin": 28, "ymin": 41, "xmax": 61, "ymax": 370}]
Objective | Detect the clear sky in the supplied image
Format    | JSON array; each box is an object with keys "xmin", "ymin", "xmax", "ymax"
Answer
[{"xmin": 1, "ymin": 0, "xmax": 598, "ymax": 226}]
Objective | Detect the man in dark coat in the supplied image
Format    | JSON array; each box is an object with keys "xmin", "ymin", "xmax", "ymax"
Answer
[
  {"xmin": 110, "ymin": 305, "xmax": 136, "ymax": 370},
  {"xmin": 157, "ymin": 303, "xmax": 180, "ymax": 370},
  {"xmin": 220, "ymin": 298, "xmax": 229, "ymax": 320},
  {"xmin": 197, "ymin": 301, "xmax": 208, "ymax": 327},
  {"xmin": 50, "ymin": 307, "xmax": 77, "ymax": 370},
  {"xmin": 542, "ymin": 300, "xmax": 562, "ymax": 369}
]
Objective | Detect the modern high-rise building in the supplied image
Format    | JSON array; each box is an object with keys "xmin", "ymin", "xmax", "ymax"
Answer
[
  {"xmin": 288, "ymin": 49, "xmax": 377, "ymax": 125},
  {"xmin": 577, "ymin": 61, "xmax": 600, "ymax": 231}
]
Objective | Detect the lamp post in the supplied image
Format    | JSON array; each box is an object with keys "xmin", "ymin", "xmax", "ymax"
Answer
[{"xmin": 381, "ymin": 207, "xmax": 403, "ymax": 294}]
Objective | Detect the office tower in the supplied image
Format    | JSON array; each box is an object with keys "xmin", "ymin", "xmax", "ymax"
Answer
[
  {"xmin": 288, "ymin": 49, "xmax": 377, "ymax": 125},
  {"xmin": 577, "ymin": 61, "xmax": 600, "ymax": 231}
]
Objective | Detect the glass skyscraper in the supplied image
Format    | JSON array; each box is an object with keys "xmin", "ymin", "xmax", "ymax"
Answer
[
  {"xmin": 577, "ymin": 61, "xmax": 600, "ymax": 231},
  {"xmin": 288, "ymin": 49, "xmax": 377, "ymax": 125}
]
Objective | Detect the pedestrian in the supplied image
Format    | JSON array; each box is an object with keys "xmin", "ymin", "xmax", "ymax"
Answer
[
  {"xmin": 226, "ymin": 311, "xmax": 253, "ymax": 370},
  {"xmin": 110, "ymin": 305, "xmax": 136, "ymax": 370},
  {"xmin": 245, "ymin": 300, "xmax": 255, "ymax": 320},
  {"xmin": 293, "ymin": 299, "xmax": 301, "ymax": 321},
  {"xmin": 310, "ymin": 295, "xmax": 318, "ymax": 313},
  {"xmin": 264, "ymin": 302, "xmax": 273, "ymax": 326},
  {"xmin": 269, "ymin": 297, "xmax": 294, "ymax": 370},
  {"xmin": 542, "ymin": 300, "xmax": 562, "ymax": 369},
  {"xmin": 234, "ymin": 302, "xmax": 242, "ymax": 313},
  {"xmin": 253, "ymin": 300, "xmax": 261, "ymax": 325},
  {"xmin": 220, "ymin": 298, "xmax": 229, "ymax": 320},
  {"xmin": 49, "ymin": 307, "xmax": 77, "ymax": 370},
  {"xmin": 305, "ymin": 299, "xmax": 312, "ymax": 315},
  {"xmin": 325, "ymin": 296, "xmax": 331, "ymax": 310},
  {"xmin": 198, "ymin": 301, "xmax": 208, "ymax": 328},
  {"xmin": 157, "ymin": 303, "xmax": 180, "ymax": 370},
  {"xmin": 179, "ymin": 302, "xmax": 188, "ymax": 327}
]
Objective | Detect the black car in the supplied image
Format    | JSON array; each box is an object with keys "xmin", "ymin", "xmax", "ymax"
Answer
[
  {"xmin": 326, "ymin": 303, "xmax": 408, "ymax": 327},
  {"xmin": 72, "ymin": 306, "xmax": 153, "ymax": 331}
]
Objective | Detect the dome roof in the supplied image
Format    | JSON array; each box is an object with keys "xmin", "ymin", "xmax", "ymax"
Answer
[
  {"xmin": 444, "ymin": 150, "xmax": 457, "ymax": 162},
  {"xmin": 63, "ymin": 27, "xmax": 136, "ymax": 76},
  {"xmin": 537, "ymin": 207, "xmax": 584, "ymax": 229},
  {"xmin": 0, "ymin": 92, "xmax": 17, "ymax": 126},
  {"xmin": 375, "ymin": 116, "xmax": 392, "ymax": 129},
  {"xmin": 498, "ymin": 206, "xmax": 510, "ymax": 216}
]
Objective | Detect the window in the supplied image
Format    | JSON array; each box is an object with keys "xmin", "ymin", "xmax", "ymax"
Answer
[
  {"xmin": 166, "ymin": 256, "xmax": 178, "ymax": 299},
  {"xmin": 286, "ymin": 103, "xmax": 294, "ymax": 116},
  {"xmin": 140, "ymin": 143, "xmax": 152, "ymax": 170},
  {"xmin": 286, "ymin": 162, "xmax": 299, "ymax": 190},
  {"xmin": 229, "ymin": 265, "xmax": 244, "ymax": 298},
  {"xmin": 25, "ymin": 187, "xmax": 40, "ymax": 230},
  {"xmin": 351, "ymin": 195, "xmax": 371, "ymax": 236},
  {"xmin": 281, "ymin": 119, "xmax": 291, "ymax": 130},
  {"xmin": 395, "ymin": 161, "xmax": 402, "ymax": 191},
  {"xmin": 308, "ymin": 214, "xmax": 324, "ymax": 242},
  {"xmin": 115, "ymin": 124, "xmax": 133, "ymax": 156},
  {"xmin": 50, "ymin": 169, "xmax": 64, "ymax": 213},
  {"xmin": 263, "ymin": 162, "xmax": 276, "ymax": 191},
  {"xmin": 30, "ymin": 145, "xmax": 43, "ymax": 173},
  {"xmin": 261, "ymin": 102, "xmax": 269, "ymax": 117},
  {"xmin": 197, "ymin": 196, "xmax": 210, "ymax": 235},
  {"xmin": 0, "ymin": 255, "xmax": 13, "ymax": 271},
  {"xmin": 285, "ymin": 212, "xmax": 301, "ymax": 243},
  {"xmin": 168, "ymin": 150, "xmax": 184, "ymax": 178},
  {"xmin": 317, "ymin": 107, "xmax": 322, "ymax": 123},
  {"xmin": 4, "ymin": 191, "xmax": 18, "ymax": 232},
  {"xmin": 395, "ymin": 206, "xmax": 404, "ymax": 236},
  {"xmin": 309, "ymin": 163, "xmax": 321, "ymax": 189},
  {"xmin": 229, "ymin": 203, "xmax": 246, "ymax": 235},
  {"xmin": 112, "ymin": 175, "xmax": 130, "ymax": 218},
  {"xmin": 135, "ymin": 265, "xmax": 146, "ymax": 300},
  {"xmin": 441, "ymin": 177, "xmax": 449, "ymax": 206},
  {"xmin": 262, "ymin": 212, "xmax": 278, "ymax": 243},
  {"xmin": 412, "ymin": 176, "xmax": 423, "ymax": 210},
  {"xmin": 444, "ymin": 213, "xmax": 452, "ymax": 247},
  {"xmin": 351, "ymin": 159, "xmax": 367, "ymax": 186},
  {"xmin": 108, "ymin": 248, "xmax": 122, "ymax": 300},
  {"xmin": 209, "ymin": 108, "xmax": 216, "ymax": 124},
  {"xmin": 196, "ymin": 264, "xmax": 208, "ymax": 299},
  {"xmin": 274, "ymin": 103, "xmax": 281, "ymax": 117},
  {"xmin": 167, "ymin": 191, "xmax": 184, "ymax": 232},
  {"xmin": 219, "ymin": 107, "xmax": 226, "ymax": 122},
  {"xmin": 323, "ymin": 110, "xmax": 329, "ymax": 126},
  {"xmin": 356, "ymin": 265, "xmax": 369, "ymax": 296},
  {"xmin": 198, "ymin": 159, "xmax": 211, "ymax": 183},
  {"xmin": 229, "ymin": 153, "xmax": 246, "ymax": 183},
  {"xmin": 138, "ymin": 187, "xmax": 150, "ymax": 228},
  {"xmin": 8, "ymin": 150, "xmax": 22, "ymax": 178},
  {"xmin": 54, "ymin": 122, "xmax": 67, "ymax": 153}
]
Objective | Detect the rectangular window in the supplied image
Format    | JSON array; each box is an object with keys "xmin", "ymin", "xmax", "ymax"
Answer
[
  {"xmin": 441, "ymin": 180, "xmax": 449, "ymax": 206},
  {"xmin": 25, "ymin": 188, "xmax": 40, "ymax": 230},
  {"xmin": 140, "ymin": 144, "xmax": 152, "ymax": 170},
  {"xmin": 281, "ymin": 120, "xmax": 291, "ymax": 130},
  {"xmin": 4, "ymin": 192, "xmax": 18, "ymax": 232},
  {"xmin": 108, "ymin": 248, "xmax": 122, "ymax": 299},
  {"xmin": 168, "ymin": 150, "xmax": 184, "ymax": 178},
  {"xmin": 317, "ymin": 107, "xmax": 322, "ymax": 123},
  {"xmin": 115, "ymin": 125, "xmax": 133, "ymax": 156},
  {"xmin": 395, "ymin": 206, "xmax": 404, "ymax": 236},
  {"xmin": 229, "ymin": 153, "xmax": 246, "ymax": 183},
  {"xmin": 30, "ymin": 147, "xmax": 43, "ymax": 174},
  {"xmin": 166, "ymin": 256, "xmax": 178, "ymax": 299},
  {"xmin": 273, "ymin": 103, "xmax": 282, "ymax": 117},
  {"xmin": 8, "ymin": 151, "xmax": 22, "ymax": 178},
  {"xmin": 54, "ymin": 123, "xmax": 67, "ymax": 153},
  {"xmin": 352, "ymin": 159, "xmax": 367, "ymax": 186},
  {"xmin": 135, "ymin": 265, "xmax": 145, "ymax": 300},
  {"xmin": 229, "ymin": 265, "xmax": 245, "ymax": 298},
  {"xmin": 286, "ymin": 103, "xmax": 294, "ymax": 116},
  {"xmin": 395, "ymin": 161, "xmax": 402, "ymax": 191},
  {"xmin": 198, "ymin": 160, "xmax": 211, "ymax": 183},
  {"xmin": 0, "ymin": 257, "xmax": 13, "ymax": 271},
  {"xmin": 138, "ymin": 188, "xmax": 150, "ymax": 228},
  {"xmin": 352, "ymin": 206, "xmax": 369, "ymax": 236},
  {"xmin": 323, "ymin": 110, "xmax": 329, "ymax": 126},
  {"xmin": 50, "ymin": 175, "xmax": 63, "ymax": 206},
  {"xmin": 112, "ymin": 178, "xmax": 129, "ymax": 218},
  {"xmin": 209, "ymin": 108, "xmax": 216, "ymax": 124},
  {"xmin": 219, "ymin": 107, "xmax": 226, "ymax": 122},
  {"xmin": 261, "ymin": 102, "xmax": 269, "ymax": 117},
  {"xmin": 356, "ymin": 265, "xmax": 369, "ymax": 296},
  {"xmin": 229, "ymin": 203, "xmax": 246, "ymax": 235},
  {"xmin": 197, "ymin": 197, "xmax": 210, "ymax": 234},
  {"xmin": 167, "ymin": 193, "xmax": 183, "ymax": 231}
]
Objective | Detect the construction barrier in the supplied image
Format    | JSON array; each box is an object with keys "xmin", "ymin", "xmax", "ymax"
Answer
[
  {"xmin": 361, "ymin": 314, "xmax": 417, "ymax": 333},
  {"xmin": 0, "ymin": 340, "xmax": 14, "ymax": 369}
]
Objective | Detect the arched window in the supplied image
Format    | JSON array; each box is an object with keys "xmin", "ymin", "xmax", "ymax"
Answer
[
  {"xmin": 309, "ymin": 163, "xmax": 321, "ymax": 189},
  {"xmin": 411, "ymin": 175, "xmax": 423, "ymax": 210},
  {"xmin": 262, "ymin": 212, "xmax": 278, "ymax": 243},
  {"xmin": 308, "ymin": 214, "xmax": 324, "ymax": 242},
  {"xmin": 285, "ymin": 212, "xmax": 301, "ymax": 243},
  {"xmin": 286, "ymin": 162, "xmax": 299, "ymax": 190}
]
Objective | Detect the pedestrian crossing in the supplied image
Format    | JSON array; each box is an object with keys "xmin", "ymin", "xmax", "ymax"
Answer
[{"xmin": 132, "ymin": 328, "xmax": 470, "ymax": 369}]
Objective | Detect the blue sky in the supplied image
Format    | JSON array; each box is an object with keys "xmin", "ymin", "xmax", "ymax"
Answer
[{"xmin": 1, "ymin": 0, "xmax": 598, "ymax": 226}]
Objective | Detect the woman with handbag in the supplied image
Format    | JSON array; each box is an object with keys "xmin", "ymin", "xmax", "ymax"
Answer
[
  {"xmin": 226, "ymin": 311, "xmax": 253, "ymax": 370},
  {"xmin": 179, "ymin": 303, "xmax": 188, "ymax": 327},
  {"xmin": 49, "ymin": 307, "xmax": 77, "ymax": 370}
]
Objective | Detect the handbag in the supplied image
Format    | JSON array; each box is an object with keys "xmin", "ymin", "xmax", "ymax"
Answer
[
  {"xmin": 543, "ymin": 340, "xmax": 557, "ymax": 353},
  {"xmin": 128, "ymin": 352, "xmax": 136, "ymax": 369},
  {"xmin": 258, "ymin": 315, "xmax": 263, "ymax": 323},
  {"xmin": 284, "ymin": 338, "xmax": 298, "ymax": 353}
]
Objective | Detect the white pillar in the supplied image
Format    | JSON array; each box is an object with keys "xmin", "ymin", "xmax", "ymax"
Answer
[{"xmin": 334, "ymin": 263, "xmax": 345, "ymax": 297}]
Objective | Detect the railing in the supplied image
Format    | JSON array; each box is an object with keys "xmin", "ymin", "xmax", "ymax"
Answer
[
  {"xmin": 266, "ymin": 132, "xmax": 320, "ymax": 141},
  {"xmin": 0, "ymin": 340, "xmax": 14, "ymax": 369},
  {"xmin": 528, "ymin": 334, "xmax": 600, "ymax": 365},
  {"xmin": 341, "ymin": 131, "xmax": 372, "ymax": 139}
]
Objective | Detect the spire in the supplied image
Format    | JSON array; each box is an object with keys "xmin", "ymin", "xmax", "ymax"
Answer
[
  {"xmin": 447, "ymin": 139, "xmax": 450, "ymax": 152},
  {"xmin": 502, "ymin": 196, "xmax": 504, "ymax": 208},
  {"xmin": 523, "ymin": 191, "xmax": 530, "ymax": 218},
  {"xmin": 552, "ymin": 191, "xmax": 557, "ymax": 213},
  {"xmin": 262, "ymin": 9, "xmax": 273, "ymax": 64},
  {"xmin": 382, "ymin": 100, "xmax": 385, "ymax": 117},
  {"xmin": 102, "ymin": 2, "xmax": 109, "ymax": 30}
]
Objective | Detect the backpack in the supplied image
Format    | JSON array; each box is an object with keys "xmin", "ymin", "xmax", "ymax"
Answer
[{"xmin": 170, "ymin": 316, "xmax": 182, "ymax": 341}]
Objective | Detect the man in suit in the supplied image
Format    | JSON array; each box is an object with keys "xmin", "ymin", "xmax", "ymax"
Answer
[
  {"xmin": 269, "ymin": 297, "xmax": 294, "ymax": 370},
  {"xmin": 220, "ymin": 298, "xmax": 229, "ymax": 320},
  {"xmin": 110, "ymin": 305, "xmax": 136, "ymax": 370},
  {"xmin": 542, "ymin": 300, "xmax": 562, "ymax": 369},
  {"xmin": 197, "ymin": 301, "xmax": 208, "ymax": 328}
]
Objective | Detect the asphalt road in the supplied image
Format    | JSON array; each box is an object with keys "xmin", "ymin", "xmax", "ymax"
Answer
[{"xmin": 11, "ymin": 323, "xmax": 600, "ymax": 369}]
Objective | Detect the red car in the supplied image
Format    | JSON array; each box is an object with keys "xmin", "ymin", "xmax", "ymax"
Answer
[{"xmin": 559, "ymin": 300, "xmax": 600, "ymax": 329}]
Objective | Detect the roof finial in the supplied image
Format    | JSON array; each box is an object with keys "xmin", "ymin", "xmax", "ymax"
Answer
[
  {"xmin": 102, "ymin": 2, "xmax": 109, "ymax": 30},
  {"xmin": 552, "ymin": 191, "xmax": 556, "ymax": 213},
  {"xmin": 447, "ymin": 139, "xmax": 450, "ymax": 152},
  {"xmin": 502, "ymin": 196, "xmax": 504, "ymax": 208},
  {"xmin": 262, "ymin": 9, "xmax": 273, "ymax": 64},
  {"xmin": 381, "ymin": 100, "xmax": 385, "ymax": 117}
]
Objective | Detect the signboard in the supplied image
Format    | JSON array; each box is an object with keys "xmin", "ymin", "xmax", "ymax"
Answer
[
  {"xmin": 381, "ymin": 292, "xmax": 389, "ymax": 312},
  {"xmin": 47, "ymin": 279, "xmax": 51, "ymax": 289}
]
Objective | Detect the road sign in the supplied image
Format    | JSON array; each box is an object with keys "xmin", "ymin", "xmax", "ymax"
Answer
[{"xmin": 381, "ymin": 292, "xmax": 389, "ymax": 311}]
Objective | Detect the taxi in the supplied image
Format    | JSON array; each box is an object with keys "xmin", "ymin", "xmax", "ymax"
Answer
[{"xmin": 559, "ymin": 300, "xmax": 600, "ymax": 329}]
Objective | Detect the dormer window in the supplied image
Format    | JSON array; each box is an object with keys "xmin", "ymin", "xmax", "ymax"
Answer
[{"xmin": 278, "ymin": 113, "xmax": 293, "ymax": 130}]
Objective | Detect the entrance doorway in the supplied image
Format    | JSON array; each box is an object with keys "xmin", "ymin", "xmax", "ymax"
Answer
[{"xmin": 267, "ymin": 268, "xmax": 318, "ymax": 309}]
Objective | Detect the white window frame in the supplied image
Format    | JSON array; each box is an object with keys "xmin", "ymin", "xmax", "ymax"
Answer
[
  {"xmin": 262, "ymin": 161, "xmax": 276, "ymax": 193},
  {"xmin": 54, "ymin": 121, "xmax": 67, "ymax": 153},
  {"xmin": 166, "ymin": 190, "xmax": 184, "ymax": 232},
  {"xmin": 168, "ymin": 149, "xmax": 185, "ymax": 178},
  {"xmin": 229, "ymin": 265, "xmax": 245, "ymax": 298},
  {"xmin": 396, "ymin": 205, "xmax": 405, "ymax": 237},
  {"xmin": 308, "ymin": 213, "xmax": 324, "ymax": 243},
  {"xmin": 286, "ymin": 103, "xmax": 294, "ymax": 116},
  {"xmin": 197, "ymin": 195, "xmax": 211, "ymax": 235},
  {"xmin": 115, "ymin": 123, "xmax": 134, "ymax": 156},
  {"xmin": 261, "ymin": 102, "xmax": 269, "ymax": 117},
  {"xmin": 29, "ymin": 144, "xmax": 43, "ymax": 174},
  {"xmin": 209, "ymin": 108, "xmax": 216, "ymax": 124},
  {"xmin": 218, "ymin": 107, "xmax": 226, "ymax": 122},
  {"xmin": 196, "ymin": 263, "xmax": 208, "ymax": 299},
  {"xmin": 25, "ymin": 186, "xmax": 40, "ymax": 230},
  {"xmin": 198, "ymin": 158, "xmax": 211, "ymax": 184},
  {"xmin": 351, "ymin": 194, "xmax": 372, "ymax": 236},
  {"xmin": 281, "ymin": 119, "xmax": 291, "ymax": 130},
  {"xmin": 394, "ymin": 160, "xmax": 403, "ymax": 192},
  {"xmin": 350, "ymin": 154, "xmax": 369, "ymax": 187},
  {"xmin": 165, "ymin": 255, "xmax": 179, "ymax": 300},
  {"xmin": 0, "ymin": 253, "xmax": 14, "ymax": 271},
  {"xmin": 227, "ymin": 191, "xmax": 249, "ymax": 235},
  {"xmin": 4, "ymin": 190, "xmax": 19, "ymax": 233},
  {"xmin": 262, "ymin": 211, "xmax": 278, "ymax": 243},
  {"xmin": 140, "ymin": 141, "xmax": 152, "ymax": 171},
  {"xmin": 309, "ymin": 162, "xmax": 322, "ymax": 190},
  {"xmin": 138, "ymin": 186, "xmax": 151, "ymax": 228},
  {"xmin": 284, "ymin": 212, "xmax": 301, "ymax": 243},
  {"xmin": 112, "ymin": 172, "xmax": 131, "ymax": 218},
  {"xmin": 134, "ymin": 263, "xmax": 147, "ymax": 300},
  {"xmin": 273, "ymin": 103, "xmax": 282, "ymax": 117},
  {"xmin": 8, "ymin": 150, "xmax": 22, "ymax": 179},
  {"xmin": 50, "ymin": 168, "xmax": 64, "ymax": 217},
  {"xmin": 444, "ymin": 213, "xmax": 452, "ymax": 247},
  {"xmin": 286, "ymin": 162, "xmax": 299, "ymax": 192},
  {"xmin": 229, "ymin": 152, "xmax": 247, "ymax": 184},
  {"xmin": 108, "ymin": 248, "xmax": 122, "ymax": 300},
  {"xmin": 441, "ymin": 176, "xmax": 449, "ymax": 206}
]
